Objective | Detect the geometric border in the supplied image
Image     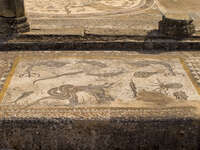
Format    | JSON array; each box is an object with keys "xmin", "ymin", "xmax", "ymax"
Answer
[
  {"xmin": 179, "ymin": 57, "xmax": 200, "ymax": 96},
  {"xmin": 0, "ymin": 57, "xmax": 20, "ymax": 103}
]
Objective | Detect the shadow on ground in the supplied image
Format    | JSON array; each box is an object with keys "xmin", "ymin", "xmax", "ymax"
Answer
[{"xmin": 0, "ymin": 118, "xmax": 199, "ymax": 150}]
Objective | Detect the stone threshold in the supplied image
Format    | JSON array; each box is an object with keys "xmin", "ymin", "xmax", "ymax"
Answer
[
  {"xmin": 25, "ymin": 27, "xmax": 200, "ymax": 37},
  {"xmin": 0, "ymin": 29, "xmax": 199, "ymax": 51},
  {"xmin": 0, "ymin": 38, "xmax": 200, "ymax": 51}
]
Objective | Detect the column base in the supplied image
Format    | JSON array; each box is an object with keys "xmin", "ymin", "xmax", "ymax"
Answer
[
  {"xmin": 159, "ymin": 14, "xmax": 195, "ymax": 38},
  {"xmin": 0, "ymin": 16, "xmax": 30, "ymax": 34}
]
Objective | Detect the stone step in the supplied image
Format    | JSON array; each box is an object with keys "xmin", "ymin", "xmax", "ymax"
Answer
[{"xmin": 0, "ymin": 27, "xmax": 199, "ymax": 51}]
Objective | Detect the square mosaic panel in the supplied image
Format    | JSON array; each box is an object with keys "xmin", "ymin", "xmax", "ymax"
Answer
[{"xmin": 0, "ymin": 55, "xmax": 199, "ymax": 111}]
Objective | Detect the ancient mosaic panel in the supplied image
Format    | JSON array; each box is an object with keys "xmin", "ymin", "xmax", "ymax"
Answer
[
  {"xmin": 0, "ymin": 56, "xmax": 199, "ymax": 110},
  {"xmin": 25, "ymin": 0, "xmax": 153, "ymax": 17}
]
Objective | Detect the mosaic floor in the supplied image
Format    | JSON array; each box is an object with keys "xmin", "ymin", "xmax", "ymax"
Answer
[
  {"xmin": 0, "ymin": 52, "xmax": 199, "ymax": 118},
  {"xmin": 25, "ymin": 0, "xmax": 151, "ymax": 18},
  {"xmin": 0, "ymin": 55, "xmax": 200, "ymax": 108},
  {"xmin": 24, "ymin": 0, "xmax": 200, "ymax": 35}
]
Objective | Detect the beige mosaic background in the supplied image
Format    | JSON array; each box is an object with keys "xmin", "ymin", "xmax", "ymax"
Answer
[{"xmin": 25, "ymin": 0, "xmax": 142, "ymax": 16}]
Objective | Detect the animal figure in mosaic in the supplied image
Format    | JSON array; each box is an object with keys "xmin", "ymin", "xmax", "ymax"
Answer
[
  {"xmin": 77, "ymin": 60, "xmax": 107, "ymax": 68},
  {"xmin": 23, "ymin": 82, "xmax": 115, "ymax": 108},
  {"xmin": 87, "ymin": 70, "xmax": 125, "ymax": 77},
  {"xmin": 64, "ymin": 0, "xmax": 137, "ymax": 15},
  {"xmin": 133, "ymin": 71, "xmax": 158, "ymax": 78},
  {"xmin": 127, "ymin": 60, "xmax": 176, "ymax": 76},
  {"xmin": 19, "ymin": 61, "xmax": 68, "ymax": 78},
  {"xmin": 33, "ymin": 68, "xmax": 124, "ymax": 84},
  {"xmin": 11, "ymin": 91, "xmax": 34, "ymax": 104},
  {"xmin": 152, "ymin": 79, "xmax": 183, "ymax": 94},
  {"xmin": 173, "ymin": 91, "xmax": 188, "ymax": 100},
  {"xmin": 33, "ymin": 71, "xmax": 84, "ymax": 85}
]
